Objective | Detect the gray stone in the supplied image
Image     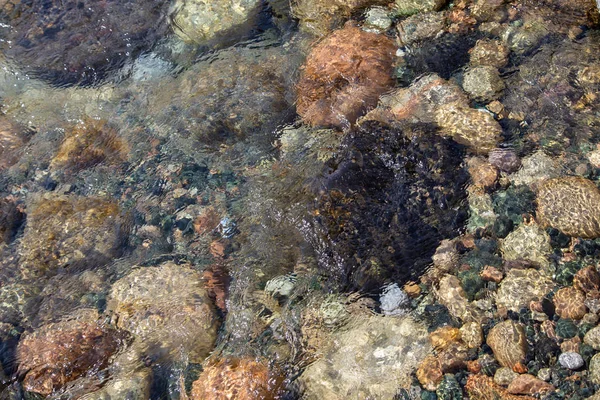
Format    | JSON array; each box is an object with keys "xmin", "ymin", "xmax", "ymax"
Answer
[
  {"xmin": 364, "ymin": 7, "xmax": 393, "ymax": 32},
  {"xmin": 510, "ymin": 151, "xmax": 561, "ymax": 188},
  {"xmin": 380, "ymin": 283, "xmax": 410, "ymax": 316},
  {"xmin": 494, "ymin": 367, "xmax": 518, "ymax": 386},
  {"xmin": 500, "ymin": 223, "xmax": 552, "ymax": 270},
  {"xmin": 397, "ymin": 12, "xmax": 445, "ymax": 45},
  {"xmin": 558, "ymin": 352, "xmax": 584, "ymax": 370},
  {"xmin": 395, "ymin": 0, "xmax": 447, "ymax": 15},
  {"xmin": 265, "ymin": 274, "xmax": 296, "ymax": 299},
  {"xmin": 462, "ymin": 66, "xmax": 505, "ymax": 103}
]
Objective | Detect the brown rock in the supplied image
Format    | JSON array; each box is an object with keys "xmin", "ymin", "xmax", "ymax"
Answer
[
  {"xmin": 560, "ymin": 336, "xmax": 581, "ymax": 353},
  {"xmin": 481, "ymin": 265, "xmax": 503, "ymax": 283},
  {"xmin": 469, "ymin": 38, "xmax": 510, "ymax": 68},
  {"xmin": 435, "ymin": 101, "xmax": 503, "ymax": 155},
  {"xmin": 0, "ymin": 117, "xmax": 26, "ymax": 170},
  {"xmin": 0, "ymin": 198, "xmax": 24, "ymax": 244},
  {"xmin": 296, "ymin": 23, "xmax": 396, "ymax": 129},
  {"xmin": 16, "ymin": 309, "xmax": 124, "ymax": 396},
  {"xmin": 574, "ymin": 266, "xmax": 600, "ymax": 293},
  {"xmin": 190, "ymin": 358, "xmax": 284, "ymax": 400},
  {"xmin": 417, "ymin": 354, "xmax": 443, "ymax": 391},
  {"xmin": 51, "ymin": 119, "xmax": 128, "ymax": 173},
  {"xmin": 486, "ymin": 320, "xmax": 528, "ymax": 371},
  {"xmin": 466, "ymin": 374, "xmax": 536, "ymax": 400},
  {"xmin": 438, "ymin": 342, "xmax": 469, "ymax": 373},
  {"xmin": 553, "ymin": 286, "xmax": 587, "ymax": 320},
  {"xmin": 193, "ymin": 206, "xmax": 221, "ymax": 235},
  {"xmin": 460, "ymin": 322, "xmax": 483, "ymax": 348},
  {"xmin": 468, "ymin": 157, "xmax": 499, "ymax": 190},
  {"xmin": 210, "ymin": 239, "xmax": 226, "ymax": 258},
  {"xmin": 537, "ymin": 176, "xmax": 600, "ymax": 239},
  {"xmin": 462, "ymin": 66, "xmax": 506, "ymax": 103},
  {"xmin": 203, "ymin": 262, "xmax": 230, "ymax": 313},
  {"xmin": 362, "ymin": 74, "xmax": 468, "ymax": 126},
  {"xmin": 507, "ymin": 374, "xmax": 555, "ymax": 396},
  {"xmin": 429, "ymin": 326, "xmax": 461, "ymax": 351},
  {"xmin": 403, "ymin": 281, "xmax": 421, "ymax": 298}
]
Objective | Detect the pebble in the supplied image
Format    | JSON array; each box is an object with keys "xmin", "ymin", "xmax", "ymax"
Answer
[
  {"xmin": 486, "ymin": 320, "xmax": 528, "ymax": 371},
  {"xmin": 507, "ymin": 374, "xmax": 555, "ymax": 395},
  {"xmin": 469, "ymin": 39, "xmax": 510, "ymax": 68},
  {"xmin": 468, "ymin": 157, "xmax": 499, "ymax": 190},
  {"xmin": 364, "ymin": 7, "xmax": 393, "ymax": 32},
  {"xmin": 480, "ymin": 265, "xmax": 503, "ymax": 283},
  {"xmin": 436, "ymin": 374, "xmax": 462, "ymax": 400},
  {"xmin": 500, "ymin": 223, "xmax": 552, "ymax": 270},
  {"xmin": 496, "ymin": 268, "xmax": 554, "ymax": 312},
  {"xmin": 417, "ymin": 355, "xmax": 444, "ymax": 391},
  {"xmin": 395, "ymin": 0, "xmax": 447, "ymax": 15},
  {"xmin": 380, "ymin": 283, "xmax": 410, "ymax": 316},
  {"xmin": 553, "ymin": 287, "xmax": 587, "ymax": 320},
  {"xmin": 574, "ymin": 266, "xmax": 600, "ymax": 293},
  {"xmin": 460, "ymin": 322, "xmax": 483, "ymax": 349},
  {"xmin": 589, "ymin": 353, "xmax": 600, "ymax": 385},
  {"xmin": 429, "ymin": 326, "xmax": 461, "ymax": 350},
  {"xmin": 537, "ymin": 368, "xmax": 552, "ymax": 382},
  {"xmin": 558, "ymin": 352, "xmax": 584, "ymax": 370},
  {"xmin": 488, "ymin": 148, "xmax": 521, "ymax": 173},
  {"xmin": 537, "ymin": 176, "xmax": 600, "ymax": 239},
  {"xmin": 584, "ymin": 326, "xmax": 600, "ymax": 350},
  {"xmin": 509, "ymin": 151, "xmax": 561, "ymax": 188},
  {"xmin": 493, "ymin": 367, "xmax": 518, "ymax": 386},
  {"xmin": 462, "ymin": 66, "xmax": 505, "ymax": 102},
  {"xmin": 397, "ymin": 12, "xmax": 445, "ymax": 45},
  {"xmin": 467, "ymin": 374, "xmax": 536, "ymax": 400}
]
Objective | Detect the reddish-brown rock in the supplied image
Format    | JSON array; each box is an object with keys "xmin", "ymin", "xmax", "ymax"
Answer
[
  {"xmin": 16, "ymin": 310, "xmax": 124, "ymax": 396},
  {"xmin": 574, "ymin": 266, "xmax": 600, "ymax": 293},
  {"xmin": 486, "ymin": 320, "xmax": 528, "ymax": 371},
  {"xmin": 416, "ymin": 354, "xmax": 444, "ymax": 391},
  {"xmin": 190, "ymin": 358, "xmax": 284, "ymax": 400},
  {"xmin": 429, "ymin": 326, "xmax": 461, "ymax": 351},
  {"xmin": 507, "ymin": 374, "xmax": 555, "ymax": 396},
  {"xmin": 468, "ymin": 157, "xmax": 499, "ymax": 190},
  {"xmin": 553, "ymin": 286, "xmax": 587, "ymax": 320},
  {"xmin": 296, "ymin": 23, "xmax": 396, "ymax": 129},
  {"xmin": 466, "ymin": 374, "xmax": 536, "ymax": 400},
  {"xmin": 481, "ymin": 265, "xmax": 503, "ymax": 283},
  {"xmin": 193, "ymin": 206, "xmax": 221, "ymax": 235}
]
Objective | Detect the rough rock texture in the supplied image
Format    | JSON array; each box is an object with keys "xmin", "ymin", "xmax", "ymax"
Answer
[
  {"xmin": 0, "ymin": 117, "xmax": 27, "ymax": 170},
  {"xmin": 170, "ymin": 0, "xmax": 262, "ymax": 45},
  {"xmin": 299, "ymin": 315, "xmax": 430, "ymax": 399},
  {"xmin": 496, "ymin": 268, "xmax": 554, "ymax": 312},
  {"xmin": 191, "ymin": 358, "xmax": 284, "ymax": 400},
  {"xmin": 107, "ymin": 261, "xmax": 220, "ymax": 363},
  {"xmin": 486, "ymin": 320, "xmax": 528, "ymax": 371},
  {"xmin": 462, "ymin": 66, "xmax": 505, "ymax": 103},
  {"xmin": 467, "ymin": 374, "xmax": 535, "ymax": 400},
  {"xmin": 537, "ymin": 176, "xmax": 600, "ymax": 239},
  {"xmin": 574, "ymin": 266, "xmax": 600, "ymax": 293},
  {"xmin": 435, "ymin": 275, "xmax": 482, "ymax": 322},
  {"xmin": 16, "ymin": 309, "xmax": 124, "ymax": 396},
  {"xmin": 460, "ymin": 322, "xmax": 483, "ymax": 348},
  {"xmin": 397, "ymin": 12, "xmax": 445, "ymax": 45},
  {"xmin": 506, "ymin": 374, "xmax": 555, "ymax": 395},
  {"xmin": 591, "ymin": 353, "xmax": 600, "ymax": 384},
  {"xmin": 18, "ymin": 194, "xmax": 127, "ymax": 279},
  {"xmin": 80, "ymin": 368, "xmax": 152, "ymax": 400},
  {"xmin": 362, "ymin": 74, "xmax": 468, "ymax": 126},
  {"xmin": 553, "ymin": 287, "xmax": 587, "ymax": 320},
  {"xmin": 291, "ymin": 0, "xmax": 389, "ymax": 37},
  {"xmin": 469, "ymin": 39, "xmax": 509, "ymax": 68},
  {"xmin": 0, "ymin": 0, "xmax": 170, "ymax": 85},
  {"xmin": 296, "ymin": 23, "xmax": 396, "ymax": 129},
  {"xmin": 500, "ymin": 223, "xmax": 552, "ymax": 269},
  {"xmin": 0, "ymin": 198, "xmax": 24, "ymax": 244},
  {"xmin": 417, "ymin": 355, "xmax": 444, "ymax": 391},
  {"xmin": 394, "ymin": 0, "xmax": 447, "ymax": 16},
  {"xmin": 313, "ymin": 121, "xmax": 468, "ymax": 291},
  {"xmin": 488, "ymin": 148, "xmax": 521, "ymax": 173},
  {"xmin": 510, "ymin": 151, "xmax": 561, "ymax": 188},
  {"xmin": 584, "ymin": 326, "xmax": 600, "ymax": 350},
  {"xmin": 468, "ymin": 157, "xmax": 498, "ymax": 190},
  {"xmin": 435, "ymin": 102, "xmax": 503, "ymax": 155},
  {"xmin": 51, "ymin": 119, "xmax": 129, "ymax": 173}
]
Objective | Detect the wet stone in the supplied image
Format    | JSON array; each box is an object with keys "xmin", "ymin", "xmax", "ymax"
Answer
[
  {"xmin": 462, "ymin": 66, "xmax": 506, "ymax": 103},
  {"xmin": 469, "ymin": 39, "xmax": 510, "ymax": 69},
  {"xmin": 496, "ymin": 268, "xmax": 554, "ymax": 313},
  {"xmin": 583, "ymin": 326, "xmax": 600, "ymax": 350},
  {"xmin": 468, "ymin": 157, "xmax": 498, "ymax": 190},
  {"xmin": 590, "ymin": 353, "xmax": 600, "ymax": 384},
  {"xmin": 494, "ymin": 367, "xmax": 518, "ymax": 386},
  {"xmin": 553, "ymin": 287, "xmax": 587, "ymax": 320},
  {"xmin": 507, "ymin": 374, "xmax": 555, "ymax": 396},
  {"xmin": 486, "ymin": 320, "xmax": 528, "ymax": 371},
  {"xmin": 559, "ymin": 352, "xmax": 584, "ymax": 370},
  {"xmin": 417, "ymin": 355, "xmax": 444, "ymax": 391},
  {"xmin": 0, "ymin": 0, "xmax": 170, "ymax": 85},
  {"xmin": 510, "ymin": 151, "xmax": 561, "ymax": 188},
  {"xmin": 537, "ymin": 176, "xmax": 600, "ymax": 239},
  {"xmin": 436, "ymin": 374, "xmax": 462, "ymax": 400},
  {"xmin": 397, "ymin": 12, "xmax": 445, "ymax": 45},
  {"xmin": 556, "ymin": 318, "xmax": 578, "ymax": 339},
  {"xmin": 296, "ymin": 23, "xmax": 396, "ymax": 129},
  {"xmin": 466, "ymin": 374, "xmax": 536, "ymax": 400},
  {"xmin": 500, "ymin": 223, "xmax": 552, "ymax": 270},
  {"xmin": 460, "ymin": 322, "xmax": 483, "ymax": 349},
  {"xmin": 394, "ymin": 0, "xmax": 447, "ymax": 16},
  {"xmin": 574, "ymin": 266, "xmax": 600, "ymax": 293}
]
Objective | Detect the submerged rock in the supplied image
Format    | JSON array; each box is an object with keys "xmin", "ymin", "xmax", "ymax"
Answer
[
  {"xmin": 299, "ymin": 315, "xmax": 430, "ymax": 399},
  {"xmin": 296, "ymin": 23, "xmax": 396, "ymax": 129},
  {"xmin": 191, "ymin": 358, "xmax": 284, "ymax": 400},
  {"xmin": 510, "ymin": 151, "xmax": 561, "ymax": 188},
  {"xmin": 16, "ymin": 309, "xmax": 124, "ymax": 396},
  {"xmin": 506, "ymin": 374, "xmax": 554, "ymax": 396},
  {"xmin": 486, "ymin": 320, "xmax": 528, "ymax": 371},
  {"xmin": 313, "ymin": 121, "xmax": 468, "ymax": 291},
  {"xmin": 466, "ymin": 374, "xmax": 536, "ymax": 400},
  {"xmin": 496, "ymin": 268, "xmax": 554, "ymax": 312},
  {"xmin": 500, "ymin": 223, "xmax": 552, "ymax": 269},
  {"xmin": 462, "ymin": 66, "xmax": 505, "ymax": 103},
  {"xmin": 553, "ymin": 286, "xmax": 587, "ymax": 320},
  {"xmin": 0, "ymin": 117, "xmax": 27, "ymax": 171},
  {"xmin": 469, "ymin": 39, "xmax": 509, "ymax": 68},
  {"xmin": 435, "ymin": 102, "xmax": 503, "ymax": 155},
  {"xmin": 0, "ymin": 198, "xmax": 24, "ymax": 244},
  {"xmin": 394, "ymin": 0, "xmax": 447, "ymax": 16},
  {"xmin": 170, "ymin": 0, "xmax": 262, "ymax": 45},
  {"xmin": 0, "ymin": 0, "xmax": 170, "ymax": 86},
  {"xmin": 107, "ymin": 261, "xmax": 220, "ymax": 363},
  {"xmin": 18, "ymin": 194, "xmax": 128, "ymax": 279},
  {"xmin": 537, "ymin": 176, "xmax": 600, "ymax": 239}
]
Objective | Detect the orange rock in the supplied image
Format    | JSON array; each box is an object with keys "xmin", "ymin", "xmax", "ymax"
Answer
[
  {"xmin": 507, "ymin": 374, "xmax": 555, "ymax": 396},
  {"xmin": 574, "ymin": 266, "xmax": 600, "ymax": 293},
  {"xmin": 193, "ymin": 206, "xmax": 221, "ymax": 235},
  {"xmin": 486, "ymin": 320, "xmax": 528, "ymax": 370},
  {"xmin": 560, "ymin": 336, "xmax": 581, "ymax": 353},
  {"xmin": 296, "ymin": 22, "xmax": 396, "ymax": 129},
  {"xmin": 203, "ymin": 262, "xmax": 230, "ymax": 313},
  {"xmin": 553, "ymin": 286, "xmax": 587, "ymax": 320},
  {"xmin": 481, "ymin": 265, "xmax": 503, "ymax": 283},
  {"xmin": 467, "ymin": 360, "xmax": 482, "ymax": 374},
  {"xmin": 466, "ymin": 374, "xmax": 536, "ymax": 400},
  {"xmin": 403, "ymin": 281, "xmax": 421, "ymax": 298},
  {"xmin": 429, "ymin": 326, "xmax": 461, "ymax": 351},
  {"xmin": 210, "ymin": 239, "xmax": 226, "ymax": 258},
  {"xmin": 17, "ymin": 310, "xmax": 124, "ymax": 396},
  {"xmin": 190, "ymin": 358, "xmax": 284, "ymax": 400},
  {"xmin": 468, "ymin": 157, "xmax": 499, "ymax": 190},
  {"xmin": 416, "ymin": 355, "xmax": 443, "ymax": 391}
]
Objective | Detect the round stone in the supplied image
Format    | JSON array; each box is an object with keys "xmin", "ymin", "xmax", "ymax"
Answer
[
  {"xmin": 589, "ymin": 353, "xmax": 600, "ymax": 385},
  {"xmin": 553, "ymin": 287, "xmax": 587, "ymax": 320},
  {"xmin": 486, "ymin": 320, "xmax": 528, "ymax": 370},
  {"xmin": 558, "ymin": 352, "xmax": 584, "ymax": 370},
  {"xmin": 584, "ymin": 326, "xmax": 600, "ymax": 350},
  {"xmin": 462, "ymin": 66, "xmax": 506, "ymax": 102},
  {"xmin": 494, "ymin": 367, "xmax": 518, "ymax": 386}
]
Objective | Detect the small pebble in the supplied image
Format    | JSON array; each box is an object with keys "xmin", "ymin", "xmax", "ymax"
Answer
[
  {"xmin": 493, "ymin": 367, "xmax": 518, "ymax": 386},
  {"xmin": 584, "ymin": 326, "xmax": 600, "ymax": 350},
  {"xmin": 558, "ymin": 352, "xmax": 584, "ymax": 370},
  {"xmin": 537, "ymin": 368, "xmax": 551, "ymax": 381}
]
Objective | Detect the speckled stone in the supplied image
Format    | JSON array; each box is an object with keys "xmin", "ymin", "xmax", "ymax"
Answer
[
  {"xmin": 486, "ymin": 320, "xmax": 528, "ymax": 370},
  {"xmin": 435, "ymin": 275, "xmax": 482, "ymax": 322},
  {"xmin": 436, "ymin": 374, "xmax": 462, "ymax": 400},
  {"xmin": 496, "ymin": 269, "xmax": 554, "ymax": 312},
  {"xmin": 467, "ymin": 374, "xmax": 536, "ymax": 400},
  {"xmin": 537, "ymin": 176, "xmax": 600, "ymax": 239},
  {"xmin": 574, "ymin": 266, "xmax": 600, "ymax": 293},
  {"xmin": 584, "ymin": 326, "xmax": 600, "ymax": 350},
  {"xmin": 417, "ymin": 355, "xmax": 444, "ymax": 391},
  {"xmin": 494, "ymin": 367, "xmax": 518, "ymax": 386},
  {"xmin": 589, "ymin": 353, "xmax": 600, "ymax": 384},
  {"xmin": 435, "ymin": 102, "xmax": 503, "ymax": 155},
  {"xmin": 537, "ymin": 368, "xmax": 551, "ymax": 382},
  {"xmin": 397, "ymin": 12, "xmax": 445, "ymax": 45},
  {"xmin": 558, "ymin": 352, "xmax": 584, "ymax": 370},
  {"xmin": 429, "ymin": 326, "xmax": 461, "ymax": 351},
  {"xmin": 553, "ymin": 287, "xmax": 587, "ymax": 320},
  {"xmin": 460, "ymin": 322, "xmax": 483, "ymax": 349},
  {"xmin": 469, "ymin": 39, "xmax": 510, "ymax": 68},
  {"xmin": 394, "ymin": 0, "xmax": 447, "ymax": 16},
  {"xmin": 510, "ymin": 151, "xmax": 561, "ymax": 188},
  {"xmin": 500, "ymin": 223, "xmax": 552, "ymax": 269},
  {"xmin": 462, "ymin": 66, "xmax": 505, "ymax": 102},
  {"xmin": 468, "ymin": 157, "xmax": 499, "ymax": 190}
]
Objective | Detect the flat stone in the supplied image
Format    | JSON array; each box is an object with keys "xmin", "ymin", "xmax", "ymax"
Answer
[
  {"xmin": 460, "ymin": 322, "xmax": 483, "ymax": 349},
  {"xmin": 507, "ymin": 374, "xmax": 555, "ymax": 395},
  {"xmin": 496, "ymin": 268, "xmax": 554, "ymax": 312},
  {"xmin": 500, "ymin": 223, "xmax": 552, "ymax": 270}
]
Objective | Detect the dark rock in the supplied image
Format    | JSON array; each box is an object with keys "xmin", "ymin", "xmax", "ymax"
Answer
[
  {"xmin": 0, "ymin": 0, "xmax": 170, "ymax": 86},
  {"xmin": 556, "ymin": 318, "xmax": 578, "ymax": 339},
  {"xmin": 436, "ymin": 374, "xmax": 462, "ymax": 400},
  {"xmin": 312, "ymin": 121, "xmax": 468, "ymax": 291}
]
